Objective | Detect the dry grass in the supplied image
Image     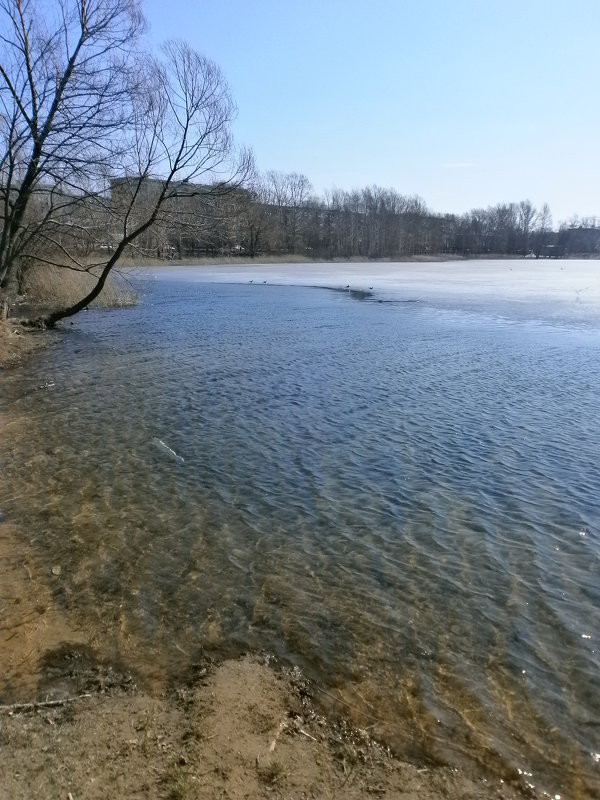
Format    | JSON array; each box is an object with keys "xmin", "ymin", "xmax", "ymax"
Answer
[
  {"xmin": 115, "ymin": 253, "xmax": 460, "ymax": 268},
  {"xmin": 116, "ymin": 253, "xmax": 318, "ymax": 267},
  {"xmin": 0, "ymin": 263, "xmax": 137, "ymax": 366},
  {"xmin": 21, "ymin": 263, "xmax": 138, "ymax": 309}
]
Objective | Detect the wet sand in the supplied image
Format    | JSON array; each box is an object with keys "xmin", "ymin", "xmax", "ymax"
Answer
[{"xmin": 1, "ymin": 652, "xmax": 521, "ymax": 799}]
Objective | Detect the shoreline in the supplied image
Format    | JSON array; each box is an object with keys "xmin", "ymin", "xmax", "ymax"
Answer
[
  {"xmin": 0, "ymin": 320, "xmax": 52, "ymax": 370},
  {"xmin": 0, "ymin": 449, "xmax": 532, "ymax": 800},
  {"xmin": 0, "ymin": 644, "xmax": 526, "ymax": 800},
  {"xmin": 0, "ymin": 422, "xmax": 542, "ymax": 800}
]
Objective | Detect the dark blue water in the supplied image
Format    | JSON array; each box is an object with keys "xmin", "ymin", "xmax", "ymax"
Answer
[{"xmin": 1, "ymin": 277, "xmax": 599, "ymax": 797}]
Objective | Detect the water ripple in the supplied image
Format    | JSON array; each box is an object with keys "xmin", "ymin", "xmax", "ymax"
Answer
[{"xmin": 1, "ymin": 280, "xmax": 600, "ymax": 797}]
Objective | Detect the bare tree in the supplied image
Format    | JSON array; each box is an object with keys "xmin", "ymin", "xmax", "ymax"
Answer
[
  {"xmin": 264, "ymin": 170, "xmax": 312, "ymax": 254},
  {"xmin": 229, "ymin": 170, "xmax": 270, "ymax": 257},
  {"xmin": 517, "ymin": 199, "xmax": 538, "ymax": 253},
  {"xmin": 41, "ymin": 40, "xmax": 251, "ymax": 326},
  {"xmin": 0, "ymin": 0, "xmax": 251, "ymax": 326},
  {"xmin": 532, "ymin": 202, "xmax": 552, "ymax": 257},
  {"xmin": 0, "ymin": 0, "xmax": 145, "ymax": 297}
]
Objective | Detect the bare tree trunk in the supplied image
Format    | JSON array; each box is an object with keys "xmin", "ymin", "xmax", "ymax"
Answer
[{"xmin": 0, "ymin": 256, "xmax": 21, "ymax": 303}]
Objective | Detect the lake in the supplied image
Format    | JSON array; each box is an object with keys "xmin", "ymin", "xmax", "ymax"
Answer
[{"xmin": 1, "ymin": 260, "xmax": 599, "ymax": 797}]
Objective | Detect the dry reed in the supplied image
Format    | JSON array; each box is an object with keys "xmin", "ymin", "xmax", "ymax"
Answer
[{"xmin": 21, "ymin": 264, "xmax": 138, "ymax": 309}]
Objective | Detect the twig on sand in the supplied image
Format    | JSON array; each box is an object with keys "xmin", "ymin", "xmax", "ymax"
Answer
[
  {"xmin": 298, "ymin": 727, "xmax": 318, "ymax": 742},
  {"xmin": 0, "ymin": 693, "xmax": 92, "ymax": 714},
  {"xmin": 268, "ymin": 719, "xmax": 288, "ymax": 753}
]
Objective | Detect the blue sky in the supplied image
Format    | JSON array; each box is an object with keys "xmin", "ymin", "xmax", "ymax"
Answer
[{"xmin": 143, "ymin": 0, "xmax": 600, "ymax": 224}]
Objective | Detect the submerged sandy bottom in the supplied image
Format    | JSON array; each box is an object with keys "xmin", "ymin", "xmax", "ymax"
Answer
[
  {"xmin": 0, "ymin": 503, "xmax": 518, "ymax": 798},
  {"xmin": 0, "ymin": 506, "xmax": 525, "ymax": 799}
]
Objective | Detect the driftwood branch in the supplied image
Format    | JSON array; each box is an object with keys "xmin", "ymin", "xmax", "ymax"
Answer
[{"xmin": 0, "ymin": 693, "xmax": 92, "ymax": 714}]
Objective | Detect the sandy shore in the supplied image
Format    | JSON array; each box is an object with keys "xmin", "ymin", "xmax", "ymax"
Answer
[
  {"xmin": 0, "ymin": 653, "xmax": 523, "ymax": 800},
  {"xmin": 0, "ymin": 320, "xmax": 51, "ymax": 369},
  {"xmin": 0, "ymin": 458, "xmax": 530, "ymax": 800}
]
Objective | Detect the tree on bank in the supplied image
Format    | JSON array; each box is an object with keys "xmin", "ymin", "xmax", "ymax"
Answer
[{"xmin": 0, "ymin": 0, "xmax": 250, "ymax": 326}]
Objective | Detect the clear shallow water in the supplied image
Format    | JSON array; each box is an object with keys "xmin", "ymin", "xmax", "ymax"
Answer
[{"xmin": 1, "ymin": 273, "xmax": 600, "ymax": 796}]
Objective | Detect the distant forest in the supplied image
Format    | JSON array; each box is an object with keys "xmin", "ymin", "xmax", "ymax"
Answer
[{"xmin": 110, "ymin": 171, "xmax": 600, "ymax": 262}]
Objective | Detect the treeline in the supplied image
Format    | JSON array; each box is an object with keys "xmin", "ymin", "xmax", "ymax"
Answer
[
  {"xmin": 123, "ymin": 171, "xmax": 600, "ymax": 261},
  {"xmin": 16, "ymin": 172, "xmax": 600, "ymax": 269}
]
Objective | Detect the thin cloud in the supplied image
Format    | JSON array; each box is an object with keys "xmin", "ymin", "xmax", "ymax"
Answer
[{"xmin": 443, "ymin": 161, "xmax": 478, "ymax": 169}]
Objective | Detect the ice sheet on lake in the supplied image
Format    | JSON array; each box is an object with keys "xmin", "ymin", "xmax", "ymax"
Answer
[{"xmin": 148, "ymin": 259, "xmax": 600, "ymax": 325}]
